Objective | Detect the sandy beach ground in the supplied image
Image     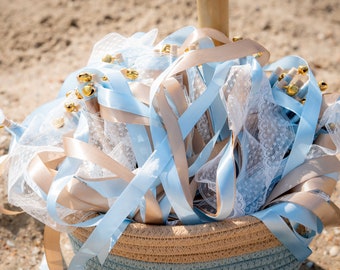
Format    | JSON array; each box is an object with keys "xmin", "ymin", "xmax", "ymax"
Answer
[{"xmin": 0, "ymin": 0, "xmax": 339, "ymax": 269}]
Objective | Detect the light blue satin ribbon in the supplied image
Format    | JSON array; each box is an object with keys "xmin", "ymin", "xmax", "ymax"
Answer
[
  {"xmin": 156, "ymin": 61, "xmax": 233, "ymax": 222},
  {"xmin": 46, "ymin": 114, "xmax": 105, "ymax": 228},
  {"xmin": 272, "ymin": 90, "xmax": 303, "ymax": 118},
  {"xmin": 253, "ymin": 202, "xmax": 322, "ymax": 261},
  {"xmin": 254, "ymin": 55, "xmax": 326, "ymax": 262},
  {"xmin": 264, "ymin": 56, "xmax": 322, "ymax": 177},
  {"xmin": 4, "ymin": 123, "xmax": 26, "ymax": 154},
  {"xmin": 77, "ymin": 177, "xmax": 128, "ymax": 199},
  {"xmin": 9, "ymin": 98, "xmax": 69, "ymax": 147},
  {"xmin": 69, "ymin": 134, "xmax": 174, "ymax": 267},
  {"xmin": 126, "ymin": 124, "xmax": 152, "ymax": 167}
]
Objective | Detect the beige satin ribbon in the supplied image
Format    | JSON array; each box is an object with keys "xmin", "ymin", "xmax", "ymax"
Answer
[
  {"xmin": 85, "ymin": 98, "xmax": 100, "ymax": 114},
  {"xmin": 315, "ymin": 133, "xmax": 336, "ymax": 151},
  {"xmin": 265, "ymin": 154, "xmax": 340, "ymax": 204},
  {"xmin": 0, "ymin": 206, "xmax": 23, "ymax": 215},
  {"xmin": 263, "ymin": 153, "xmax": 340, "ymax": 227},
  {"xmin": 162, "ymin": 76, "xmax": 208, "ymax": 156},
  {"xmin": 63, "ymin": 133, "xmax": 163, "ymax": 224},
  {"xmin": 271, "ymin": 191, "xmax": 340, "ymax": 227},
  {"xmin": 320, "ymin": 92, "xmax": 340, "ymax": 119},
  {"xmin": 178, "ymin": 27, "xmax": 231, "ymax": 54},
  {"xmin": 29, "ymin": 152, "xmax": 110, "ymax": 212},
  {"xmin": 154, "ymin": 86, "xmax": 194, "ymax": 205},
  {"xmin": 44, "ymin": 226, "xmax": 63, "ymax": 270},
  {"xmin": 30, "ymin": 137, "xmax": 163, "ymax": 224},
  {"xmin": 129, "ymin": 82, "xmax": 152, "ymax": 105},
  {"xmin": 168, "ymin": 39, "xmax": 270, "ymax": 79}
]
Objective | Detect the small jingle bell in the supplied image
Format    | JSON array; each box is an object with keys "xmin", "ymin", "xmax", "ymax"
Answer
[
  {"xmin": 328, "ymin": 122, "xmax": 336, "ymax": 132},
  {"xmin": 318, "ymin": 80, "xmax": 328, "ymax": 91},
  {"xmin": 284, "ymin": 84, "xmax": 299, "ymax": 96},
  {"xmin": 161, "ymin": 44, "xmax": 178, "ymax": 56},
  {"xmin": 64, "ymin": 102, "xmax": 79, "ymax": 112},
  {"xmin": 297, "ymin": 65, "xmax": 308, "ymax": 75},
  {"xmin": 102, "ymin": 53, "xmax": 123, "ymax": 64},
  {"xmin": 185, "ymin": 43, "xmax": 198, "ymax": 53},
  {"xmin": 101, "ymin": 76, "xmax": 109, "ymax": 81},
  {"xmin": 102, "ymin": 54, "xmax": 114, "ymax": 63},
  {"xmin": 253, "ymin": 52, "xmax": 263, "ymax": 58},
  {"xmin": 77, "ymin": 72, "xmax": 93, "ymax": 83},
  {"xmin": 161, "ymin": 44, "xmax": 171, "ymax": 54},
  {"xmin": 74, "ymin": 89, "xmax": 83, "ymax": 99},
  {"xmin": 52, "ymin": 117, "xmax": 65, "ymax": 129},
  {"xmin": 121, "ymin": 68, "xmax": 139, "ymax": 80},
  {"xmin": 82, "ymin": 83, "xmax": 96, "ymax": 97},
  {"xmin": 65, "ymin": 91, "xmax": 72, "ymax": 98},
  {"xmin": 232, "ymin": 36, "xmax": 243, "ymax": 42},
  {"xmin": 66, "ymin": 89, "xmax": 83, "ymax": 99},
  {"xmin": 278, "ymin": 73, "xmax": 286, "ymax": 81}
]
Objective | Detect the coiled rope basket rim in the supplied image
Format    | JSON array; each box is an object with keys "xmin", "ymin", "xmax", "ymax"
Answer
[{"xmin": 69, "ymin": 215, "xmax": 302, "ymax": 269}]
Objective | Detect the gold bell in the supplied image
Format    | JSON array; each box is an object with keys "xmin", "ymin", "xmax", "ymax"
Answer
[
  {"xmin": 121, "ymin": 68, "xmax": 139, "ymax": 80},
  {"xmin": 161, "ymin": 44, "xmax": 171, "ymax": 54},
  {"xmin": 74, "ymin": 89, "xmax": 83, "ymax": 99},
  {"xmin": 161, "ymin": 44, "xmax": 178, "ymax": 55},
  {"xmin": 284, "ymin": 84, "xmax": 299, "ymax": 96},
  {"xmin": 297, "ymin": 65, "xmax": 308, "ymax": 75},
  {"xmin": 253, "ymin": 52, "xmax": 263, "ymax": 58},
  {"xmin": 64, "ymin": 102, "xmax": 79, "ymax": 112},
  {"xmin": 66, "ymin": 89, "xmax": 83, "ymax": 99},
  {"xmin": 278, "ymin": 73, "xmax": 286, "ymax": 81},
  {"xmin": 101, "ymin": 76, "xmax": 109, "ymax": 81},
  {"xmin": 77, "ymin": 72, "xmax": 93, "ymax": 83},
  {"xmin": 232, "ymin": 36, "xmax": 243, "ymax": 42},
  {"xmin": 102, "ymin": 53, "xmax": 123, "ymax": 64},
  {"xmin": 184, "ymin": 43, "xmax": 198, "ymax": 53},
  {"xmin": 300, "ymin": 98, "xmax": 306, "ymax": 105},
  {"xmin": 328, "ymin": 122, "xmax": 336, "ymax": 132},
  {"xmin": 52, "ymin": 117, "xmax": 65, "ymax": 129},
  {"xmin": 65, "ymin": 91, "xmax": 73, "ymax": 98},
  {"xmin": 318, "ymin": 80, "xmax": 328, "ymax": 91},
  {"xmin": 82, "ymin": 83, "xmax": 96, "ymax": 97},
  {"xmin": 102, "ymin": 54, "xmax": 114, "ymax": 63}
]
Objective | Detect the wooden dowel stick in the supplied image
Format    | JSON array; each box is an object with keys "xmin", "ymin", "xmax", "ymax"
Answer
[{"xmin": 197, "ymin": 0, "xmax": 229, "ymax": 37}]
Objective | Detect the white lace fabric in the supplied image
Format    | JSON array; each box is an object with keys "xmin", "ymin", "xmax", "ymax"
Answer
[{"xmin": 194, "ymin": 64, "xmax": 295, "ymax": 217}]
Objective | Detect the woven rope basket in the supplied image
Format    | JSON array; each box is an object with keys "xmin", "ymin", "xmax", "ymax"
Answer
[{"xmin": 69, "ymin": 215, "xmax": 301, "ymax": 269}]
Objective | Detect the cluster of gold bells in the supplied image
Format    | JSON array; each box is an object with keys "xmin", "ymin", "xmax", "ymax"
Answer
[{"xmin": 0, "ymin": 33, "xmax": 329, "ymax": 135}]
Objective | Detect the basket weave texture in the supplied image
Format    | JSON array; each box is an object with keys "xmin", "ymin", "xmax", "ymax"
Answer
[{"xmin": 70, "ymin": 215, "xmax": 302, "ymax": 269}]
